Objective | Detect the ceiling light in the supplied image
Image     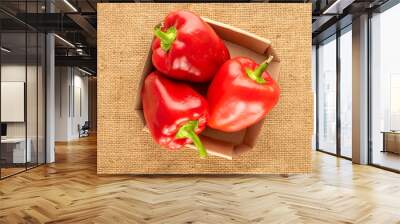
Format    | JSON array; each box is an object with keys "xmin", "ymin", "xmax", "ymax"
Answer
[
  {"xmin": 63, "ymin": 0, "xmax": 78, "ymax": 12},
  {"xmin": 77, "ymin": 67, "xmax": 94, "ymax": 76},
  {"xmin": 54, "ymin": 34, "xmax": 75, "ymax": 48},
  {"xmin": 1, "ymin": 47, "xmax": 11, "ymax": 53},
  {"xmin": 322, "ymin": 0, "xmax": 355, "ymax": 15},
  {"xmin": 76, "ymin": 48, "xmax": 86, "ymax": 56}
]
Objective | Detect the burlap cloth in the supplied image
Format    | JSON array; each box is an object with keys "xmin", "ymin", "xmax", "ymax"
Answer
[{"xmin": 97, "ymin": 3, "xmax": 312, "ymax": 174}]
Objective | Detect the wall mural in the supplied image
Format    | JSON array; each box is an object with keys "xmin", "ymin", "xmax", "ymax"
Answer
[{"xmin": 97, "ymin": 3, "xmax": 312, "ymax": 174}]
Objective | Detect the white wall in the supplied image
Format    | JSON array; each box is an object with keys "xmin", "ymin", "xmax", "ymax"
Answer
[
  {"xmin": 72, "ymin": 73, "xmax": 89, "ymax": 138},
  {"xmin": 1, "ymin": 65, "xmax": 39, "ymax": 138},
  {"xmin": 1, "ymin": 64, "xmax": 26, "ymax": 81},
  {"xmin": 55, "ymin": 66, "xmax": 70, "ymax": 141},
  {"xmin": 54, "ymin": 67, "xmax": 89, "ymax": 141}
]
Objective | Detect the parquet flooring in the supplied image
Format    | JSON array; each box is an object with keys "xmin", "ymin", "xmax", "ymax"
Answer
[
  {"xmin": 1, "ymin": 167, "xmax": 26, "ymax": 178},
  {"xmin": 1, "ymin": 134, "xmax": 400, "ymax": 223}
]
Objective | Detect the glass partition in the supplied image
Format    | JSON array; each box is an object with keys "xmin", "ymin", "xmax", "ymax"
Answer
[
  {"xmin": 38, "ymin": 32, "xmax": 45, "ymax": 165},
  {"xmin": 0, "ymin": 1, "xmax": 46, "ymax": 179},
  {"xmin": 27, "ymin": 31, "xmax": 38, "ymax": 169},
  {"xmin": 1, "ymin": 30, "xmax": 28, "ymax": 177}
]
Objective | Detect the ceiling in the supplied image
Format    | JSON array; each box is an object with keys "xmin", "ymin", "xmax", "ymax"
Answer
[{"xmin": 0, "ymin": 0, "xmax": 394, "ymax": 74}]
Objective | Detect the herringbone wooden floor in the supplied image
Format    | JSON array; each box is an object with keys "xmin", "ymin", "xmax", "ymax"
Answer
[{"xmin": 1, "ymin": 135, "xmax": 400, "ymax": 224}]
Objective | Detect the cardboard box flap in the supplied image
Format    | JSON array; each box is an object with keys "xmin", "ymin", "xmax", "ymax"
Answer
[
  {"xmin": 203, "ymin": 17, "xmax": 271, "ymax": 55},
  {"xmin": 224, "ymin": 41, "xmax": 279, "ymax": 81},
  {"xmin": 201, "ymin": 127, "xmax": 246, "ymax": 145},
  {"xmin": 186, "ymin": 135, "xmax": 234, "ymax": 160}
]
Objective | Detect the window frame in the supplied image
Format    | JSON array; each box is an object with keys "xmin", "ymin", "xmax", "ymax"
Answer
[{"xmin": 315, "ymin": 24, "xmax": 353, "ymax": 161}]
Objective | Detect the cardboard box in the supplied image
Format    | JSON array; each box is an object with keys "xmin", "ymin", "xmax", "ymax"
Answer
[{"xmin": 134, "ymin": 17, "xmax": 280, "ymax": 160}]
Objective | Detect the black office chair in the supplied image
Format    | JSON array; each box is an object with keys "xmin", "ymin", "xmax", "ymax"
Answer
[{"xmin": 79, "ymin": 121, "xmax": 90, "ymax": 138}]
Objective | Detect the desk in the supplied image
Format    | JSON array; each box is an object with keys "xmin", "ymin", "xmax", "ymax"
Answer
[
  {"xmin": 382, "ymin": 131, "xmax": 400, "ymax": 154},
  {"xmin": 1, "ymin": 138, "xmax": 31, "ymax": 163}
]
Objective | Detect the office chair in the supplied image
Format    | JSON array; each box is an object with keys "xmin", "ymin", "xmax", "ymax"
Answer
[{"xmin": 79, "ymin": 121, "xmax": 90, "ymax": 138}]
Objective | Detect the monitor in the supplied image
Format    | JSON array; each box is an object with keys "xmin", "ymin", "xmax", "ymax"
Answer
[{"xmin": 1, "ymin": 123, "xmax": 7, "ymax": 137}]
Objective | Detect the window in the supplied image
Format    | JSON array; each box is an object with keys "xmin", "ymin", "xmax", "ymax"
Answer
[
  {"xmin": 339, "ymin": 27, "xmax": 352, "ymax": 158},
  {"xmin": 317, "ymin": 36, "xmax": 337, "ymax": 154},
  {"xmin": 370, "ymin": 3, "xmax": 400, "ymax": 171},
  {"xmin": 315, "ymin": 25, "xmax": 353, "ymax": 159}
]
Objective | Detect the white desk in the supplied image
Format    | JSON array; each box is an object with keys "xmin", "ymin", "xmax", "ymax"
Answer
[{"xmin": 1, "ymin": 138, "xmax": 31, "ymax": 163}]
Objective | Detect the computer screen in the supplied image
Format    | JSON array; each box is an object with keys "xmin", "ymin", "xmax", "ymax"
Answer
[{"xmin": 1, "ymin": 123, "xmax": 7, "ymax": 137}]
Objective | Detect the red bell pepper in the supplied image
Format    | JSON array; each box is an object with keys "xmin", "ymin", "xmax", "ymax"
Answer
[
  {"xmin": 207, "ymin": 56, "xmax": 280, "ymax": 132},
  {"xmin": 141, "ymin": 71, "xmax": 208, "ymax": 158},
  {"xmin": 152, "ymin": 10, "xmax": 230, "ymax": 83}
]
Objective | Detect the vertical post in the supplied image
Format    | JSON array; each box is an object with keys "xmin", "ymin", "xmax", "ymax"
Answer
[
  {"xmin": 46, "ymin": 0, "xmax": 55, "ymax": 163},
  {"xmin": 367, "ymin": 11, "xmax": 373, "ymax": 165},
  {"xmin": 25, "ymin": 1, "xmax": 28, "ymax": 170},
  {"xmin": 315, "ymin": 45, "xmax": 320, "ymax": 150},
  {"xmin": 336, "ymin": 29, "xmax": 341, "ymax": 157},
  {"xmin": 352, "ymin": 14, "xmax": 369, "ymax": 164},
  {"xmin": 36, "ymin": 0, "xmax": 39, "ymax": 167},
  {"xmin": 0, "ymin": 23, "xmax": 2, "ymax": 179}
]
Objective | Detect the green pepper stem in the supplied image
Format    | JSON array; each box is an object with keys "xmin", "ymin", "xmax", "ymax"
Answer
[
  {"xmin": 175, "ymin": 120, "xmax": 207, "ymax": 159},
  {"xmin": 186, "ymin": 130, "xmax": 207, "ymax": 159},
  {"xmin": 154, "ymin": 26, "xmax": 177, "ymax": 52},
  {"xmin": 246, "ymin": 55, "xmax": 274, "ymax": 84}
]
